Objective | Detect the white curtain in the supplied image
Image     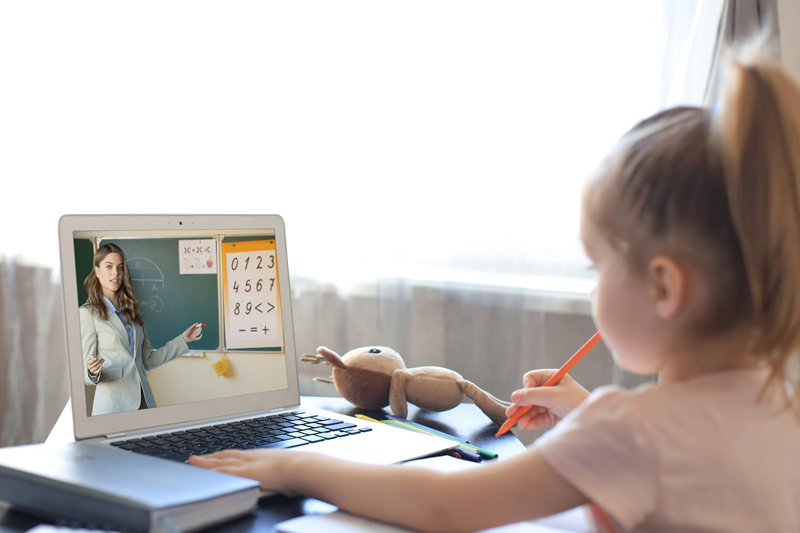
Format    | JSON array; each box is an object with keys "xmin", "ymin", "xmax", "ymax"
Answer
[
  {"xmin": 0, "ymin": 260, "xmax": 69, "ymax": 447},
  {"xmin": 662, "ymin": 0, "xmax": 781, "ymax": 108},
  {"xmin": 706, "ymin": 0, "xmax": 782, "ymax": 104}
]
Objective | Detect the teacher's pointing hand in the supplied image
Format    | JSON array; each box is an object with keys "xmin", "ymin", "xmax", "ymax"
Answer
[{"xmin": 183, "ymin": 323, "xmax": 203, "ymax": 343}]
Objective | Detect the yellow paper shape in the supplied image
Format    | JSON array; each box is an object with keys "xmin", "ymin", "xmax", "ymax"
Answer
[{"xmin": 211, "ymin": 357, "xmax": 228, "ymax": 376}]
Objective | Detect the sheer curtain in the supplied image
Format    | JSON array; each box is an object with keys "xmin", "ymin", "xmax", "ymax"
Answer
[
  {"xmin": 0, "ymin": 260, "xmax": 69, "ymax": 447},
  {"xmin": 1, "ymin": 1, "xmax": 769, "ymax": 446}
]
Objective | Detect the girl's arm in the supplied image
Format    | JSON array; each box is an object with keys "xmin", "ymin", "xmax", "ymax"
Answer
[{"xmin": 189, "ymin": 446, "xmax": 588, "ymax": 533}]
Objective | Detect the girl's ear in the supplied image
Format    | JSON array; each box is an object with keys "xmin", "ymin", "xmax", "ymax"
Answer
[{"xmin": 648, "ymin": 255, "xmax": 687, "ymax": 320}]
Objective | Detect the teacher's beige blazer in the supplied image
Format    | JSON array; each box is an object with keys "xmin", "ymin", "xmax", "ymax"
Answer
[{"xmin": 79, "ymin": 304, "xmax": 189, "ymax": 416}]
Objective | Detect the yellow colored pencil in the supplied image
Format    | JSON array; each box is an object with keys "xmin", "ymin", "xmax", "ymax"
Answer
[{"xmin": 354, "ymin": 414, "xmax": 383, "ymax": 424}]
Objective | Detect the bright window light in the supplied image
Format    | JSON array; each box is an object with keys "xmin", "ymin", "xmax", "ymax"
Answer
[{"xmin": 0, "ymin": 2, "xmax": 663, "ymax": 294}]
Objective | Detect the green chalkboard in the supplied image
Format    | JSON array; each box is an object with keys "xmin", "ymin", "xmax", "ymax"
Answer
[
  {"xmin": 74, "ymin": 238, "xmax": 94, "ymax": 309},
  {"xmin": 74, "ymin": 238, "xmax": 220, "ymax": 352}
]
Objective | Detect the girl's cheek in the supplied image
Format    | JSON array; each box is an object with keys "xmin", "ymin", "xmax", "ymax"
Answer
[{"xmin": 589, "ymin": 299, "xmax": 601, "ymax": 331}]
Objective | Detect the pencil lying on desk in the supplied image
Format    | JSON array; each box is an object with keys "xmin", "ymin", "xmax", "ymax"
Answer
[{"xmin": 495, "ymin": 330, "xmax": 603, "ymax": 438}]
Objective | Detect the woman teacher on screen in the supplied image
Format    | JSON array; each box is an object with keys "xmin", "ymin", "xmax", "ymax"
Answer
[{"xmin": 79, "ymin": 243, "xmax": 203, "ymax": 416}]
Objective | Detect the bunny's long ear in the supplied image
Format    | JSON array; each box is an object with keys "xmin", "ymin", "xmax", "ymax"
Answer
[{"xmin": 317, "ymin": 346, "xmax": 348, "ymax": 369}]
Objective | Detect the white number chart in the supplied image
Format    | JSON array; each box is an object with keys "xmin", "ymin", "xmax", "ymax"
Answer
[{"xmin": 221, "ymin": 240, "xmax": 283, "ymax": 350}]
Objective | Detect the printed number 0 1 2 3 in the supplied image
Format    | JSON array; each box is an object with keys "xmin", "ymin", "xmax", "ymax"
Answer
[{"xmin": 230, "ymin": 254, "xmax": 275, "ymax": 271}]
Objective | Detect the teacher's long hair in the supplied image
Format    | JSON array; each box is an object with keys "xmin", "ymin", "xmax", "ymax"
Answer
[{"xmin": 84, "ymin": 243, "xmax": 144, "ymax": 327}]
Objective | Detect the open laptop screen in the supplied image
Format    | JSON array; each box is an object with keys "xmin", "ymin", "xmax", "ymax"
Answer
[{"xmin": 59, "ymin": 216, "xmax": 301, "ymax": 440}]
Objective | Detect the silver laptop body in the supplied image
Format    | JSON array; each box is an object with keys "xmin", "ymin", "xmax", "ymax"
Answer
[{"xmin": 58, "ymin": 215, "xmax": 454, "ymax": 467}]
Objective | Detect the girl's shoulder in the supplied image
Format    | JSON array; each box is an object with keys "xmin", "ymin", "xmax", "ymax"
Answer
[
  {"xmin": 580, "ymin": 368, "xmax": 795, "ymax": 438},
  {"xmin": 633, "ymin": 367, "xmax": 772, "ymax": 407},
  {"xmin": 580, "ymin": 381, "xmax": 655, "ymax": 412}
]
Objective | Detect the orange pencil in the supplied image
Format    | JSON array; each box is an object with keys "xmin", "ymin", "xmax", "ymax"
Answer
[{"xmin": 495, "ymin": 331, "xmax": 604, "ymax": 437}]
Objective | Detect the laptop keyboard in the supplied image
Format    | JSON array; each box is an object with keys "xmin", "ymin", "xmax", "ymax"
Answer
[{"xmin": 109, "ymin": 410, "xmax": 371, "ymax": 463}]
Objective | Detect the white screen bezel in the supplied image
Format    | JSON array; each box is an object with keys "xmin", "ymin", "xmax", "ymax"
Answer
[{"xmin": 59, "ymin": 214, "xmax": 300, "ymax": 440}]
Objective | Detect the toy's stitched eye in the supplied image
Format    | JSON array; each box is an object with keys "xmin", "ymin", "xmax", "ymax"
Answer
[{"xmin": 369, "ymin": 348, "xmax": 381, "ymax": 354}]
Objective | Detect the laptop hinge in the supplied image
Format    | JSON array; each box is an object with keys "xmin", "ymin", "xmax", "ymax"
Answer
[{"xmin": 105, "ymin": 432, "xmax": 127, "ymax": 438}]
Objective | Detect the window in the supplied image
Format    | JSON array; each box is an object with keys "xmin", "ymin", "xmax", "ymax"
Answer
[{"xmin": 2, "ymin": 2, "xmax": 665, "ymax": 295}]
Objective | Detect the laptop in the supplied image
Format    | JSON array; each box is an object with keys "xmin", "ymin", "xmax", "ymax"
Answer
[{"xmin": 58, "ymin": 215, "xmax": 456, "ymax": 468}]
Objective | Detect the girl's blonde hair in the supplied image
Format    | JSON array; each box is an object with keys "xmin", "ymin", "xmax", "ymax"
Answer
[
  {"xmin": 585, "ymin": 45, "xmax": 800, "ymax": 414},
  {"xmin": 83, "ymin": 243, "xmax": 144, "ymax": 327}
]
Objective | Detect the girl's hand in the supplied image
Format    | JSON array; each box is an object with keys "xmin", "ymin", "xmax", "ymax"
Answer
[
  {"xmin": 87, "ymin": 356, "xmax": 104, "ymax": 376},
  {"xmin": 182, "ymin": 323, "xmax": 203, "ymax": 343},
  {"xmin": 505, "ymin": 370, "xmax": 590, "ymax": 431},
  {"xmin": 189, "ymin": 450, "xmax": 297, "ymax": 496}
]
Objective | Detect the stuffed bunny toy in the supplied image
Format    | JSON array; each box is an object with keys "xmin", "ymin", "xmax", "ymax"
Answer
[{"xmin": 301, "ymin": 346, "xmax": 511, "ymax": 427}]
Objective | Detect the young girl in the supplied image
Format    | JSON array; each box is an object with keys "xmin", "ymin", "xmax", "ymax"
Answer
[
  {"xmin": 189, "ymin": 48, "xmax": 800, "ymax": 532},
  {"xmin": 80, "ymin": 243, "xmax": 203, "ymax": 416}
]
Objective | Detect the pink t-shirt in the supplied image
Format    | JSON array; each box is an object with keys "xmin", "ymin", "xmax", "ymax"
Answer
[{"xmin": 535, "ymin": 368, "xmax": 800, "ymax": 532}]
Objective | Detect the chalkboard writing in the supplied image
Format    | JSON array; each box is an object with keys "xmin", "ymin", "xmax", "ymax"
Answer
[{"xmin": 179, "ymin": 239, "xmax": 217, "ymax": 275}]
